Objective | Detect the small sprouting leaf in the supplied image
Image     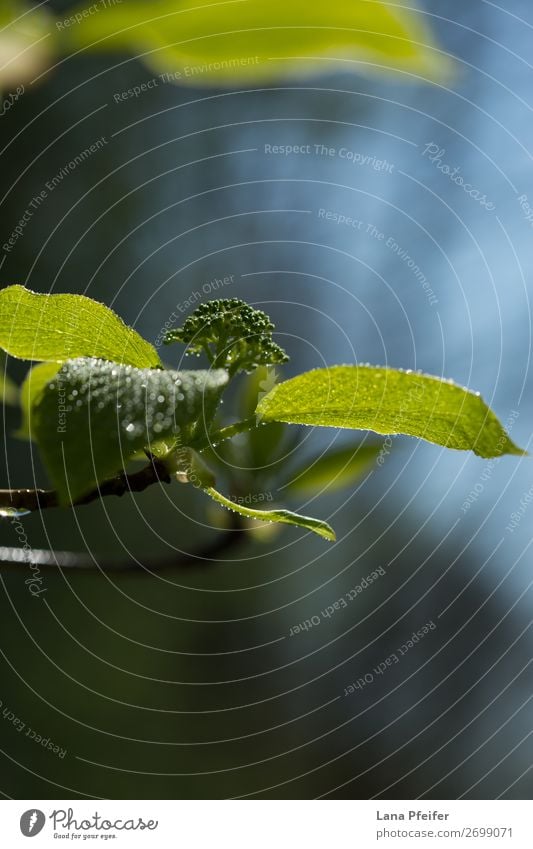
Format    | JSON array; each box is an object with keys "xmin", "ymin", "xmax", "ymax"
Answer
[
  {"xmin": 33, "ymin": 357, "xmax": 228, "ymax": 504},
  {"xmin": 0, "ymin": 351, "xmax": 19, "ymax": 406},
  {"xmin": 17, "ymin": 361, "xmax": 60, "ymax": 439},
  {"xmin": 203, "ymin": 486, "xmax": 335, "ymax": 542},
  {"xmin": 0, "ymin": 286, "xmax": 161, "ymax": 368},
  {"xmin": 284, "ymin": 443, "xmax": 381, "ymax": 495},
  {"xmin": 256, "ymin": 366, "xmax": 525, "ymax": 459},
  {"xmin": 60, "ymin": 0, "xmax": 450, "ymax": 85}
]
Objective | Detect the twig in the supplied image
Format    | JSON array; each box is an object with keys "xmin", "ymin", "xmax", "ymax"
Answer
[
  {"xmin": 0, "ymin": 456, "xmax": 246, "ymax": 571},
  {"xmin": 0, "ymin": 456, "xmax": 172, "ymax": 515},
  {"xmin": 192, "ymin": 417, "xmax": 258, "ymax": 452}
]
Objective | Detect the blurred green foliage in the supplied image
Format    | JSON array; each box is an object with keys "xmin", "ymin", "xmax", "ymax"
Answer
[{"xmin": 1, "ymin": 0, "xmax": 450, "ymax": 92}]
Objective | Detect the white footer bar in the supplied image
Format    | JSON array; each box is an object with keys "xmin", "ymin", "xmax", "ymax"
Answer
[{"xmin": 1, "ymin": 800, "xmax": 531, "ymax": 847}]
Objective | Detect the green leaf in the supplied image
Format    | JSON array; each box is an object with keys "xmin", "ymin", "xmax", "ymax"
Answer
[
  {"xmin": 60, "ymin": 0, "xmax": 450, "ymax": 85},
  {"xmin": 17, "ymin": 361, "xmax": 59, "ymax": 438},
  {"xmin": 256, "ymin": 366, "xmax": 525, "ymax": 459},
  {"xmin": 203, "ymin": 485, "xmax": 335, "ymax": 542},
  {"xmin": 33, "ymin": 357, "xmax": 228, "ymax": 504},
  {"xmin": 284, "ymin": 443, "xmax": 381, "ymax": 495},
  {"xmin": 0, "ymin": 351, "xmax": 19, "ymax": 406},
  {"xmin": 0, "ymin": 286, "xmax": 161, "ymax": 368}
]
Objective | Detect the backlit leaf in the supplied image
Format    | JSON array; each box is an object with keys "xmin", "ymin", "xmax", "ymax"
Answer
[
  {"xmin": 0, "ymin": 286, "xmax": 161, "ymax": 368},
  {"xmin": 204, "ymin": 485, "xmax": 335, "ymax": 541},
  {"xmin": 256, "ymin": 366, "xmax": 525, "ymax": 459},
  {"xmin": 60, "ymin": 0, "xmax": 450, "ymax": 85}
]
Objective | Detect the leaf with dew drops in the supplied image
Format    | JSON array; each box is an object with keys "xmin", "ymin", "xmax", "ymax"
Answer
[
  {"xmin": 203, "ymin": 485, "xmax": 335, "ymax": 542},
  {"xmin": 33, "ymin": 357, "xmax": 228, "ymax": 504},
  {"xmin": 256, "ymin": 366, "xmax": 525, "ymax": 459},
  {"xmin": 0, "ymin": 286, "xmax": 161, "ymax": 368}
]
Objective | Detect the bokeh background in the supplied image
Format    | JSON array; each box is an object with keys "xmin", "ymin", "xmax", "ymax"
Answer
[{"xmin": 0, "ymin": 0, "xmax": 532, "ymax": 799}]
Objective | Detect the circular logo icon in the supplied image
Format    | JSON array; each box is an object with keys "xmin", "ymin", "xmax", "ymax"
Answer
[{"xmin": 20, "ymin": 810, "xmax": 46, "ymax": 837}]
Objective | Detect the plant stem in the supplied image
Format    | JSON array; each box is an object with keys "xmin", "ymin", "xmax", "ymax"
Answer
[
  {"xmin": 0, "ymin": 417, "xmax": 259, "ymax": 516},
  {"xmin": 0, "ymin": 456, "xmax": 172, "ymax": 516},
  {"xmin": 192, "ymin": 416, "xmax": 258, "ymax": 451}
]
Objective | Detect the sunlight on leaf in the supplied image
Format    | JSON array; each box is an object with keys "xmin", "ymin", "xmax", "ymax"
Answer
[
  {"xmin": 0, "ymin": 286, "xmax": 161, "ymax": 368},
  {"xmin": 256, "ymin": 365, "xmax": 525, "ymax": 459},
  {"xmin": 60, "ymin": 0, "xmax": 451, "ymax": 86}
]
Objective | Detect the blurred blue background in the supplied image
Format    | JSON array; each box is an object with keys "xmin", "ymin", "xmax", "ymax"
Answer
[{"xmin": 0, "ymin": 0, "xmax": 532, "ymax": 799}]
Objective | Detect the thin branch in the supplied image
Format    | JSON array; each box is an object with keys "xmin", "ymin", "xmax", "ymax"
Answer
[
  {"xmin": 0, "ymin": 456, "xmax": 172, "ymax": 516},
  {"xmin": 192, "ymin": 417, "xmax": 258, "ymax": 452},
  {"xmin": 0, "ymin": 456, "xmax": 248, "ymax": 571},
  {"xmin": 0, "ymin": 441, "xmax": 253, "ymax": 572}
]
